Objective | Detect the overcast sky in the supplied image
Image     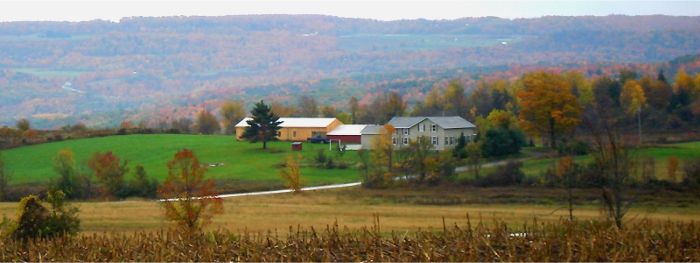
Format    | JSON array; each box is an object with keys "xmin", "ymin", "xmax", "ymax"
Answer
[{"xmin": 1, "ymin": 1, "xmax": 698, "ymax": 22}]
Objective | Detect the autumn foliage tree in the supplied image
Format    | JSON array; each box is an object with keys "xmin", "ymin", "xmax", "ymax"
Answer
[
  {"xmin": 444, "ymin": 79, "xmax": 470, "ymax": 117},
  {"xmin": 297, "ymin": 95, "xmax": 319, "ymax": 117},
  {"xmin": 15, "ymin": 119, "xmax": 30, "ymax": 131},
  {"xmin": 363, "ymin": 124, "xmax": 396, "ymax": 188},
  {"xmin": 620, "ymin": 80, "xmax": 647, "ymax": 115},
  {"xmin": 195, "ymin": 109, "xmax": 220, "ymax": 135},
  {"xmin": 557, "ymin": 156, "xmax": 580, "ymax": 221},
  {"xmin": 88, "ymin": 151, "xmax": 129, "ymax": 199},
  {"xmin": 159, "ymin": 149, "xmax": 223, "ymax": 232},
  {"xmin": 21, "ymin": 129, "xmax": 39, "ymax": 144},
  {"xmin": 279, "ymin": 155, "xmax": 306, "ymax": 193},
  {"xmin": 518, "ymin": 71, "xmax": 583, "ymax": 148},
  {"xmin": 220, "ymin": 101, "xmax": 246, "ymax": 135},
  {"xmin": 52, "ymin": 150, "xmax": 89, "ymax": 200}
]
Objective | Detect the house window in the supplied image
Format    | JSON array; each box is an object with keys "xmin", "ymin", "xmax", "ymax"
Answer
[
  {"xmin": 431, "ymin": 124, "xmax": 437, "ymax": 132},
  {"xmin": 467, "ymin": 135, "xmax": 472, "ymax": 142},
  {"xmin": 403, "ymin": 137, "xmax": 409, "ymax": 145},
  {"xmin": 277, "ymin": 132, "xmax": 281, "ymax": 136},
  {"xmin": 431, "ymin": 136, "xmax": 438, "ymax": 146},
  {"xmin": 418, "ymin": 124, "xmax": 424, "ymax": 132},
  {"xmin": 445, "ymin": 137, "xmax": 449, "ymax": 146},
  {"xmin": 293, "ymin": 131, "xmax": 297, "ymax": 137},
  {"xmin": 450, "ymin": 136, "xmax": 455, "ymax": 145},
  {"xmin": 392, "ymin": 137, "xmax": 397, "ymax": 145},
  {"xmin": 403, "ymin": 128, "xmax": 409, "ymax": 135}
]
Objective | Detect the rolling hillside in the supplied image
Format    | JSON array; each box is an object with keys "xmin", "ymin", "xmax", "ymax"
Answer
[
  {"xmin": 2, "ymin": 134, "xmax": 359, "ymax": 185},
  {"xmin": 1, "ymin": 15, "xmax": 700, "ymax": 128}
]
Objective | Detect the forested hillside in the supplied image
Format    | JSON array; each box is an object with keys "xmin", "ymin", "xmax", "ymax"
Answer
[{"xmin": 1, "ymin": 14, "xmax": 700, "ymax": 128}]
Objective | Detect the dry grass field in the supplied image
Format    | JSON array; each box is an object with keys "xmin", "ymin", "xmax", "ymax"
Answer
[
  {"xmin": 1, "ymin": 187, "xmax": 697, "ymax": 236},
  {"xmin": 1, "ymin": 187, "xmax": 699, "ymax": 261}
]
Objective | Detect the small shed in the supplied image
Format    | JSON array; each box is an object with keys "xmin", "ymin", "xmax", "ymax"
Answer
[
  {"xmin": 292, "ymin": 142, "xmax": 302, "ymax": 151},
  {"xmin": 327, "ymin": 124, "xmax": 366, "ymax": 144}
]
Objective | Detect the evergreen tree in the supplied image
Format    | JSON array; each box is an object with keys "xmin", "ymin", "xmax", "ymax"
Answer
[
  {"xmin": 454, "ymin": 132, "xmax": 468, "ymax": 158},
  {"xmin": 657, "ymin": 69, "xmax": 668, "ymax": 83},
  {"xmin": 241, "ymin": 100, "xmax": 284, "ymax": 149}
]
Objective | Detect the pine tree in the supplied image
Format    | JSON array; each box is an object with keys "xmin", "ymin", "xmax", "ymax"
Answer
[
  {"xmin": 657, "ymin": 69, "xmax": 667, "ymax": 83},
  {"xmin": 241, "ymin": 100, "xmax": 284, "ymax": 149}
]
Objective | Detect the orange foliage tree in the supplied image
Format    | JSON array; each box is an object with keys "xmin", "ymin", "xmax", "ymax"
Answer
[
  {"xmin": 518, "ymin": 71, "xmax": 583, "ymax": 148},
  {"xmin": 88, "ymin": 151, "xmax": 129, "ymax": 199},
  {"xmin": 159, "ymin": 149, "xmax": 223, "ymax": 232},
  {"xmin": 21, "ymin": 129, "xmax": 39, "ymax": 143}
]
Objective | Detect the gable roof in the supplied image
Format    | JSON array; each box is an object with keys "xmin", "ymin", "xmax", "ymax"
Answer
[
  {"xmin": 360, "ymin": 125, "xmax": 383, "ymax": 135},
  {"xmin": 387, "ymin": 117, "xmax": 425, "ymax": 129},
  {"xmin": 429, "ymin": 116, "xmax": 477, "ymax": 129},
  {"xmin": 235, "ymin": 117, "xmax": 338, "ymax": 128},
  {"xmin": 388, "ymin": 116, "xmax": 476, "ymax": 129},
  {"xmin": 327, "ymin": 125, "xmax": 367, "ymax": 136}
]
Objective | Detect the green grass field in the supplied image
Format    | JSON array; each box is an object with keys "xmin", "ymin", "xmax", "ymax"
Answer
[
  {"xmin": 1, "ymin": 134, "xmax": 361, "ymax": 186},
  {"xmin": 520, "ymin": 142, "xmax": 700, "ymax": 180}
]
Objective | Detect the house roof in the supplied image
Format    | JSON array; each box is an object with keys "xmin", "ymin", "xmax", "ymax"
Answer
[
  {"xmin": 235, "ymin": 117, "xmax": 338, "ymax": 128},
  {"xmin": 387, "ymin": 117, "xmax": 425, "ymax": 128},
  {"xmin": 327, "ymin": 125, "xmax": 367, "ymax": 136},
  {"xmin": 360, "ymin": 125, "xmax": 383, "ymax": 135},
  {"xmin": 388, "ymin": 116, "xmax": 476, "ymax": 129}
]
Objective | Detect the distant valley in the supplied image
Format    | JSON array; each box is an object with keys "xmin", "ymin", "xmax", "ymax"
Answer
[{"xmin": 1, "ymin": 14, "xmax": 699, "ymax": 128}]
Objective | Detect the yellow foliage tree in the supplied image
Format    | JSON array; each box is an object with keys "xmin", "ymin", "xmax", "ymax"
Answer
[
  {"xmin": 363, "ymin": 124, "xmax": 396, "ymax": 188},
  {"xmin": 443, "ymin": 79, "xmax": 469, "ymax": 117},
  {"xmin": 220, "ymin": 101, "xmax": 246, "ymax": 135},
  {"xmin": 279, "ymin": 155, "xmax": 306, "ymax": 193},
  {"xmin": 564, "ymin": 71, "xmax": 594, "ymax": 106},
  {"xmin": 372, "ymin": 124, "xmax": 395, "ymax": 173},
  {"xmin": 620, "ymin": 80, "xmax": 647, "ymax": 115},
  {"xmin": 673, "ymin": 71, "xmax": 698, "ymax": 100},
  {"xmin": 120, "ymin": 120, "xmax": 134, "ymax": 129},
  {"xmin": 518, "ymin": 71, "xmax": 583, "ymax": 149},
  {"xmin": 486, "ymin": 109, "xmax": 517, "ymax": 129}
]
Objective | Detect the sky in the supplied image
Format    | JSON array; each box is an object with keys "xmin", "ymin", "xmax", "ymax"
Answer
[{"xmin": 0, "ymin": 1, "xmax": 699, "ymax": 23}]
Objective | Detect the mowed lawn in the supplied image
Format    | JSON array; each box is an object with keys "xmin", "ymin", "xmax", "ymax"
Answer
[{"xmin": 1, "ymin": 134, "xmax": 361, "ymax": 185}]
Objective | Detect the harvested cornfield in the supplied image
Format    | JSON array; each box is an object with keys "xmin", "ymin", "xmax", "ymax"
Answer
[{"xmin": 0, "ymin": 218, "xmax": 698, "ymax": 261}]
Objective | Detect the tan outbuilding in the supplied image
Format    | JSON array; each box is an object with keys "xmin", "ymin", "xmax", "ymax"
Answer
[{"xmin": 235, "ymin": 117, "xmax": 343, "ymax": 141}]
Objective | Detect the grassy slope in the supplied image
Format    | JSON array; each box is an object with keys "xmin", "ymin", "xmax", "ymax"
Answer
[{"xmin": 2, "ymin": 134, "xmax": 361, "ymax": 185}]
